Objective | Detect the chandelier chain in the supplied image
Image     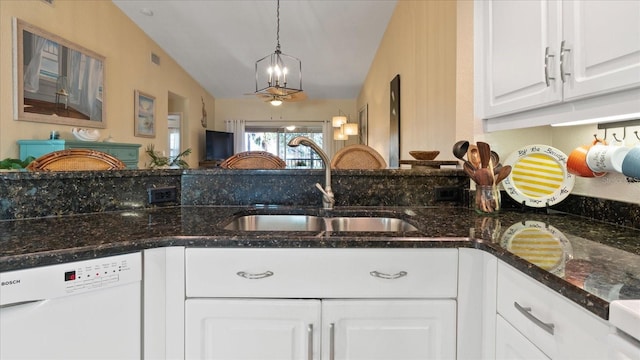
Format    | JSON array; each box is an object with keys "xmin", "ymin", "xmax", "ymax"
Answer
[{"xmin": 276, "ymin": 0, "xmax": 281, "ymax": 51}]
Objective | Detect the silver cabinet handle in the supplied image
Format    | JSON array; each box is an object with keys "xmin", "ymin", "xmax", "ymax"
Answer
[
  {"xmin": 329, "ymin": 323, "xmax": 335, "ymax": 360},
  {"xmin": 560, "ymin": 40, "xmax": 571, "ymax": 83},
  {"xmin": 369, "ymin": 270, "xmax": 407, "ymax": 279},
  {"xmin": 544, "ymin": 46, "xmax": 555, "ymax": 86},
  {"xmin": 514, "ymin": 301, "xmax": 555, "ymax": 335},
  {"xmin": 307, "ymin": 324, "xmax": 313, "ymax": 360},
  {"xmin": 236, "ymin": 270, "xmax": 274, "ymax": 279}
]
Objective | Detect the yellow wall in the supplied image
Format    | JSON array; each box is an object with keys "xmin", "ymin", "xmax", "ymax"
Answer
[
  {"xmin": 0, "ymin": 0, "xmax": 215, "ymax": 167},
  {"xmin": 358, "ymin": 0, "xmax": 465, "ymax": 164}
]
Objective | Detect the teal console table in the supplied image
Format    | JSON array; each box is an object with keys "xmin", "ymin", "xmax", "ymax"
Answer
[{"xmin": 18, "ymin": 140, "xmax": 141, "ymax": 169}]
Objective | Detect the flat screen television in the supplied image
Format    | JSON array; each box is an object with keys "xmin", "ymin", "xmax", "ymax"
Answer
[{"xmin": 205, "ymin": 130, "xmax": 234, "ymax": 161}]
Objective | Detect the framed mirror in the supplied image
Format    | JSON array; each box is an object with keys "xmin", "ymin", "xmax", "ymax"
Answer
[{"xmin": 13, "ymin": 18, "xmax": 106, "ymax": 128}]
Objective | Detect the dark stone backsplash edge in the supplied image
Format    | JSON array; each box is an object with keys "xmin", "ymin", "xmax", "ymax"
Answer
[
  {"xmin": 495, "ymin": 190, "xmax": 640, "ymax": 230},
  {"xmin": 1, "ymin": 169, "xmax": 637, "ymax": 229}
]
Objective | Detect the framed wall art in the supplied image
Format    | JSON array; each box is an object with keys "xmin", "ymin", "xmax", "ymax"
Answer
[
  {"xmin": 358, "ymin": 104, "xmax": 368, "ymax": 145},
  {"xmin": 134, "ymin": 90, "xmax": 155, "ymax": 138},
  {"xmin": 14, "ymin": 18, "xmax": 106, "ymax": 128},
  {"xmin": 389, "ymin": 74, "xmax": 401, "ymax": 168}
]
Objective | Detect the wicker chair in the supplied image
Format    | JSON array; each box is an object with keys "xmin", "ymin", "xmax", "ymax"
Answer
[
  {"xmin": 331, "ymin": 144, "xmax": 387, "ymax": 169},
  {"xmin": 219, "ymin": 151, "xmax": 286, "ymax": 169},
  {"xmin": 26, "ymin": 149, "xmax": 127, "ymax": 171}
]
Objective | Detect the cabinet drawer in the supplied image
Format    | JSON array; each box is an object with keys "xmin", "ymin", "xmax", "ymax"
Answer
[
  {"xmin": 185, "ymin": 248, "xmax": 458, "ymax": 299},
  {"xmin": 496, "ymin": 261, "xmax": 609, "ymax": 359}
]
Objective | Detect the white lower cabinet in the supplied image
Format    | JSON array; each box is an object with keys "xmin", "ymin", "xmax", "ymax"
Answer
[
  {"xmin": 322, "ymin": 299, "xmax": 456, "ymax": 360},
  {"xmin": 184, "ymin": 299, "xmax": 456, "ymax": 360},
  {"xmin": 183, "ymin": 248, "xmax": 459, "ymax": 360},
  {"xmin": 185, "ymin": 299, "xmax": 321, "ymax": 360},
  {"xmin": 496, "ymin": 260, "xmax": 609, "ymax": 359},
  {"xmin": 496, "ymin": 315, "xmax": 550, "ymax": 360}
]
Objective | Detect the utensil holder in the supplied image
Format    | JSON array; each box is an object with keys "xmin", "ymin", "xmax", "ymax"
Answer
[{"xmin": 475, "ymin": 185, "xmax": 501, "ymax": 214}]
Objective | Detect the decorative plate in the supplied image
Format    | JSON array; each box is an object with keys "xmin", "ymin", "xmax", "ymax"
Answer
[
  {"xmin": 501, "ymin": 220, "xmax": 572, "ymax": 275},
  {"xmin": 502, "ymin": 144, "xmax": 575, "ymax": 208}
]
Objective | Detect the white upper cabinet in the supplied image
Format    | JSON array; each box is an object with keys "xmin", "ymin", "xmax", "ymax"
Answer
[
  {"xmin": 481, "ymin": 0, "xmax": 562, "ymax": 118},
  {"xmin": 478, "ymin": 0, "xmax": 640, "ymax": 124},
  {"xmin": 562, "ymin": 0, "xmax": 640, "ymax": 100}
]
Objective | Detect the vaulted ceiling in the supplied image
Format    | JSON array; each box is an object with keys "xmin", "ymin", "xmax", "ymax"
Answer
[{"xmin": 112, "ymin": 0, "xmax": 397, "ymax": 101}]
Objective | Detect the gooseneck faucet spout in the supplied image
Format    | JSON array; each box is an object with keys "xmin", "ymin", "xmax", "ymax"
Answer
[{"xmin": 288, "ymin": 136, "xmax": 335, "ymax": 210}]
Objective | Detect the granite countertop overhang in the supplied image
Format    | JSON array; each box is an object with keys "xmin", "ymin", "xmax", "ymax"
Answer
[{"xmin": 1, "ymin": 205, "xmax": 639, "ymax": 320}]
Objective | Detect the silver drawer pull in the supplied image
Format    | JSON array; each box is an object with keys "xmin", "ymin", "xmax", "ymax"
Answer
[
  {"xmin": 236, "ymin": 270, "xmax": 274, "ymax": 279},
  {"xmin": 329, "ymin": 323, "xmax": 335, "ymax": 360},
  {"xmin": 514, "ymin": 301, "xmax": 555, "ymax": 335},
  {"xmin": 369, "ymin": 270, "xmax": 407, "ymax": 279},
  {"xmin": 307, "ymin": 324, "xmax": 313, "ymax": 360}
]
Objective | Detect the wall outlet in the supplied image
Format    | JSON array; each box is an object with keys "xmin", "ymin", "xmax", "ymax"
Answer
[
  {"xmin": 434, "ymin": 186, "xmax": 461, "ymax": 201},
  {"xmin": 148, "ymin": 186, "xmax": 177, "ymax": 204}
]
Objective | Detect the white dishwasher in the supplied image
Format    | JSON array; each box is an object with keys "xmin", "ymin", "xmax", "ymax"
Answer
[{"xmin": 0, "ymin": 252, "xmax": 142, "ymax": 360}]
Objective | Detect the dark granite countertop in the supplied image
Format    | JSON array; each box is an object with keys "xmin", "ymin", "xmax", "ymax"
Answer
[{"xmin": 1, "ymin": 205, "xmax": 638, "ymax": 320}]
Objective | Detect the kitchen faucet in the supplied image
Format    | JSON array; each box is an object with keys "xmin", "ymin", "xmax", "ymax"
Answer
[{"xmin": 287, "ymin": 136, "xmax": 335, "ymax": 210}]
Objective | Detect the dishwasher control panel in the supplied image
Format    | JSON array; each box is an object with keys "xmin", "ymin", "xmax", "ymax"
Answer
[
  {"xmin": 63, "ymin": 255, "xmax": 137, "ymax": 294},
  {"xmin": 1, "ymin": 252, "xmax": 141, "ymax": 306}
]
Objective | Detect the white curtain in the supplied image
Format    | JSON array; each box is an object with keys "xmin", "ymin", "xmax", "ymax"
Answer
[
  {"xmin": 23, "ymin": 35, "xmax": 46, "ymax": 93},
  {"xmin": 225, "ymin": 119, "xmax": 246, "ymax": 154},
  {"xmin": 85, "ymin": 57, "xmax": 103, "ymax": 120},
  {"xmin": 322, "ymin": 119, "xmax": 336, "ymax": 159},
  {"xmin": 69, "ymin": 52, "xmax": 103, "ymax": 120}
]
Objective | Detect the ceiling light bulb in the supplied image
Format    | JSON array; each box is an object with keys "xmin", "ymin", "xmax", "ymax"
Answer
[
  {"xmin": 270, "ymin": 99, "xmax": 283, "ymax": 106},
  {"xmin": 286, "ymin": 125, "xmax": 296, "ymax": 131}
]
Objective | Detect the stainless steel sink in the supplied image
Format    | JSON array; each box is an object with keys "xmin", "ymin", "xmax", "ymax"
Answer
[
  {"xmin": 224, "ymin": 214, "xmax": 418, "ymax": 233},
  {"xmin": 328, "ymin": 217, "xmax": 418, "ymax": 232},
  {"xmin": 224, "ymin": 214, "xmax": 324, "ymax": 231}
]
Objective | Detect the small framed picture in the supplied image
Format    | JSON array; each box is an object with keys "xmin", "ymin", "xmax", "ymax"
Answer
[
  {"xmin": 134, "ymin": 90, "xmax": 155, "ymax": 138},
  {"xmin": 358, "ymin": 104, "xmax": 368, "ymax": 145}
]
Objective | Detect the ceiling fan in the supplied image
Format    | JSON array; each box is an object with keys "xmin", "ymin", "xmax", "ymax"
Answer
[{"xmin": 254, "ymin": 87, "xmax": 307, "ymax": 106}]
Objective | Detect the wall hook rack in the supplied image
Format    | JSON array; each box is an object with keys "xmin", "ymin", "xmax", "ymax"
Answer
[
  {"xmin": 597, "ymin": 119, "xmax": 640, "ymax": 143},
  {"xmin": 594, "ymin": 129, "xmax": 607, "ymax": 141}
]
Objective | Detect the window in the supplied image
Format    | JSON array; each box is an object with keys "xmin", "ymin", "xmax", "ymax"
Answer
[{"xmin": 244, "ymin": 125, "xmax": 324, "ymax": 168}]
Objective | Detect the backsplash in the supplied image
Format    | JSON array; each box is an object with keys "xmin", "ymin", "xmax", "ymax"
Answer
[
  {"xmin": 0, "ymin": 170, "xmax": 182, "ymax": 220},
  {"xmin": 499, "ymin": 191, "xmax": 640, "ymax": 229},
  {"xmin": 1, "ymin": 169, "xmax": 637, "ymax": 229},
  {"xmin": 0, "ymin": 169, "xmax": 467, "ymax": 220},
  {"xmin": 180, "ymin": 169, "xmax": 468, "ymax": 207}
]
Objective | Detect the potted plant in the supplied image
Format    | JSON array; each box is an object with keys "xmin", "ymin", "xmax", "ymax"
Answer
[
  {"xmin": 145, "ymin": 144, "xmax": 191, "ymax": 169},
  {"xmin": 0, "ymin": 156, "xmax": 35, "ymax": 171}
]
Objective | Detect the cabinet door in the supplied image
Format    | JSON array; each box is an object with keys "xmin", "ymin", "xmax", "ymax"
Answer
[
  {"xmin": 481, "ymin": 0, "xmax": 562, "ymax": 117},
  {"xmin": 321, "ymin": 300, "xmax": 456, "ymax": 360},
  {"xmin": 185, "ymin": 299, "xmax": 321, "ymax": 360},
  {"xmin": 562, "ymin": 1, "xmax": 640, "ymax": 100},
  {"xmin": 496, "ymin": 315, "xmax": 550, "ymax": 360}
]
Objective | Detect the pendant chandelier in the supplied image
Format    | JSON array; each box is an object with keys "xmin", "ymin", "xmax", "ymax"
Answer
[
  {"xmin": 332, "ymin": 109, "xmax": 359, "ymax": 140},
  {"xmin": 255, "ymin": 0, "xmax": 303, "ymax": 105}
]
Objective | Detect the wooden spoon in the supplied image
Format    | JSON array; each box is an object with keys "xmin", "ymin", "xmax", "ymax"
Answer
[
  {"xmin": 477, "ymin": 142, "xmax": 491, "ymax": 168},
  {"xmin": 463, "ymin": 161, "xmax": 477, "ymax": 182},
  {"xmin": 495, "ymin": 165, "xmax": 512, "ymax": 184},
  {"xmin": 467, "ymin": 145, "xmax": 481, "ymax": 169},
  {"xmin": 474, "ymin": 167, "xmax": 494, "ymax": 186}
]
